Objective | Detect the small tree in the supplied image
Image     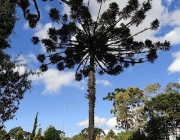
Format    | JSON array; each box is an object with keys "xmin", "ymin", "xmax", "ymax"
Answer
[
  {"xmin": 30, "ymin": 112, "xmax": 38, "ymax": 140},
  {"xmin": 104, "ymin": 129, "xmax": 116, "ymax": 140},
  {"xmin": 0, "ymin": 129, "xmax": 7, "ymax": 140},
  {"xmin": 15, "ymin": 129, "xmax": 24, "ymax": 140},
  {"xmin": 44, "ymin": 126, "xmax": 61, "ymax": 140},
  {"xmin": 32, "ymin": 0, "xmax": 171, "ymax": 139},
  {"xmin": 33, "ymin": 128, "xmax": 44, "ymax": 140},
  {"xmin": 104, "ymin": 87, "xmax": 144, "ymax": 131}
]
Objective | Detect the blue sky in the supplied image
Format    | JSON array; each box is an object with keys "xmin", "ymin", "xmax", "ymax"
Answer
[{"xmin": 3, "ymin": 0, "xmax": 180, "ymax": 137}]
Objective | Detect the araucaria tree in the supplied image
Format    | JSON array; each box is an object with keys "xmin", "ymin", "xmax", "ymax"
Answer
[{"xmin": 32, "ymin": 0, "xmax": 171, "ymax": 139}]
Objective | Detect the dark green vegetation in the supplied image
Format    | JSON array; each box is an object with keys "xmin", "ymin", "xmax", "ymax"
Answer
[
  {"xmin": 31, "ymin": 0, "xmax": 171, "ymax": 139},
  {"xmin": 104, "ymin": 82, "xmax": 180, "ymax": 140},
  {"xmin": 0, "ymin": 0, "xmax": 43, "ymax": 130},
  {"xmin": 0, "ymin": 0, "xmax": 35, "ymax": 129},
  {"xmin": 30, "ymin": 112, "xmax": 38, "ymax": 140}
]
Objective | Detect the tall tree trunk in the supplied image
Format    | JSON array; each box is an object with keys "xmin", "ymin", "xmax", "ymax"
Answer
[{"xmin": 88, "ymin": 56, "xmax": 96, "ymax": 140}]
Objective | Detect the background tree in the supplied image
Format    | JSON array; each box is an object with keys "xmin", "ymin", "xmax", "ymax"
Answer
[
  {"xmin": 33, "ymin": 128, "xmax": 44, "ymax": 140},
  {"xmin": 144, "ymin": 91, "xmax": 180, "ymax": 139},
  {"xmin": 44, "ymin": 125, "xmax": 61, "ymax": 140},
  {"xmin": 116, "ymin": 131, "xmax": 133, "ymax": 140},
  {"xmin": 144, "ymin": 83, "xmax": 161, "ymax": 100},
  {"xmin": 0, "ymin": 129, "xmax": 7, "ymax": 140},
  {"xmin": 30, "ymin": 112, "xmax": 38, "ymax": 140},
  {"xmin": 104, "ymin": 129, "xmax": 116, "ymax": 140},
  {"xmin": 8, "ymin": 127, "xmax": 24, "ymax": 140},
  {"xmin": 0, "ymin": 0, "xmax": 32, "ymax": 129},
  {"xmin": 104, "ymin": 87, "xmax": 144, "ymax": 131},
  {"xmin": 70, "ymin": 134, "xmax": 84, "ymax": 140},
  {"xmin": 32, "ymin": 0, "xmax": 171, "ymax": 139},
  {"xmin": 80, "ymin": 127, "xmax": 105, "ymax": 140},
  {"xmin": 15, "ymin": 129, "xmax": 24, "ymax": 140}
]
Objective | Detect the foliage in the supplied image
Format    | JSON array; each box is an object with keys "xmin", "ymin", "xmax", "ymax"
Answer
[
  {"xmin": 8, "ymin": 127, "xmax": 23, "ymax": 139},
  {"xmin": 30, "ymin": 112, "xmax": 38, "ymax": 140},
  {"xmin": 117, "ymin": 131, "xmax": 133, "ymax": 140},
  {"xmin": 0, "ymin": 0, "xmax": 16, "ymax": 49},
  {"xmin": 104, "ymin": 87, "xmax": 144, "ymax": 130},
  {"xmin": 15, "ymin": 129, "xmax": 25, "ymax": 140},
  {"xmin": 104, "ymin": 129, "xmax": 116, "ymax": 140},
  {"xmin": 70, "ymin": 134, "xmax": 84, "ymax": 140},
  {"xmin": 44, "ymin": 125, "xmax": 61, "ymax": 140},
  {"xmin": 8, "ymin": 126, "xmax": 30, "ymax": 140},
  {"xmin": 33, "ymin": 128, "xmax": 44, "ymax": 140},
  {"xmin": 128, "ymin": 130, "xmax": 146, "ymax": 140},
  {"xmin": 16, "ymin": 0, "xmax": 41, "ymax": 28},
  {"xmin": 0, "ymin": 0, "xmax": 39, "ymax": 129},
  {"xmin": 0, "ymin": 129, "xmax": 7, "ymax": 140},
  {"xmin": 144, "ymin": 83, "xmax": 161, "ymax": 100},
  {"xmin": 80, "ymin": 127, "xmax": 105, "ymax": 139},
  {"xmin": 144, "ymin": 91, "xmax": 180, "ymax": 138},
  {"xmin": 31, "ymin": 0, "xmax": 171, "ymax": 139},
  {"xmin": 105, "ymin": 82, "xmax": 180, "ymax": 139}
]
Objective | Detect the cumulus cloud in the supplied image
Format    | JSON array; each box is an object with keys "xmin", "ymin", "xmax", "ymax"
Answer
[
  {"xmin": 44, "ymin": 4, "xmax": 51, "ymax": 11},
  {"xmin": 30, "ymin": 69, "xmax": 85, "ymax": 94},
  {"xmin": 168, "ymin": 51, "xmax": 180, "ymax": 73},
  {"xmin": 96, "ymin": 79, "xmax": 112, "ymax": 87},
  {"xmin": 163, "ymin": 28, "xmax": 180, "ymax": 45},
  {"xmin": 76, "ymin": 116, "xmax": 106, "ymax": 127},
  {"xmin": 106, "ymin": 117, "xmax": 117, "ymax": 128},
  {"xmin": 34, "ymin": 23, "xmax": 52, "ymax": 39}
]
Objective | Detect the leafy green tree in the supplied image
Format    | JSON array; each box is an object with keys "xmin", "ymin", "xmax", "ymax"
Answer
[
  {"xmin": 143, "ymin": 117, "xmax": 169, "ymax": 140},
  {"xmin": 104, "ymin": 87, "xmax": 144, "ymax": 131},
  {"xmin": 33, "ymin": 128, "xmax": 44, "ymax": 140},
  {"xmin": 32, "ymin": 0, "xmax": 171, "ymax": 139},
  {"xmin": 80, "ymin": 127, "xmax": 105, "ymax": 140},
  {"xmin": 15, "ymin": 129, "xmax": 24, "ymax": 140},
  {"xmin": 0, "ymin": 129, "xmax": 7, "ymax": 140},
  {"xmin": 0, "ymin": 0, "xmax": 32, "ymax": 129},
  {"xmin": 44, "ymin": 125, "xmax": 61, "ymax": 140},
  {"xmin": 30, "ymin": 112, "xmax": 38, "ymax": 140},
  {"xmin": 117, "ymin": 131, "xmax": 133, "ymax": 140},
  {"xmin": 128, "ymin": 130, "xmax": 146, "ymax": 140},
  {"xmin": 8, "ymin": 127, "xmax": 23, "ymax": 140},
  {"xmin": 144, "ymin": 92, "xmax": 180, "ymax": 139},
  {"xmin": 144, "ymin": 83, "xmax": 161, "ymax": 100},
  {"xmin": 104, "ymin": 129, "xmax": 116, "ymax": 140},
  {"xmin": 70, "ymin": 134, "xmax": 84, "ymax": 140}
]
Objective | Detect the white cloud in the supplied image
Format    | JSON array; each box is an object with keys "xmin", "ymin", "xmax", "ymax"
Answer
[
  {"xmin": 44, "ymin": 4, "xmax": 51, "ymax": 11},
  {"xmin": 27, "ymin": 53, "xmax": 38, "ymax": 63},
  {"xmin": 14, "ymin": 66, "xmax": 26, "ymax": 75},
  {"xmin": 34, "ymin": 23, "xmax": 52, "ymax": 39},
  {"xmin": 106, "ymin": 117, "xmax": 117, "ymax": 128},
  {"xmin": 168, "ymin": 51, "xmax": 180, "ymax": 73},
  {"xmin": 76, "ymin": 119, "xmax": 88, "ymax": 127},
  {"xmin": 96, "ymin": 79, "xmax": 112, "ymax": 87},
  {"xmin": 30, "ymin": 69, "xmax": 85, "ymax": 94},
  {"xmin": 163, "ymin": 27, "xmax": 180, "ymax": 45},
  {"xmin": 23, "ymin": 22, "xmax": 29, "ymax": 30},
  {"xmin": 76, "ymin": 116, "xmax": 106, "ymax": 127}
]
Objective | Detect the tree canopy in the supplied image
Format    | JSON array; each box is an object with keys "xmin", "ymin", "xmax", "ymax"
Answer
[
  {"xmin": 103, "ymin": 87, "xmax": 144, "ymax": 131},
  {"xmin": 44, "ymin": 125, "xmax": 61, "ymax": 140},
  {"xmin": 105, "ymin": 82, "xmax": 180, "ymax": 140},
  {"xmin": 0, "ymin": 0, "xmax": 42, "ymax": 129}
]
